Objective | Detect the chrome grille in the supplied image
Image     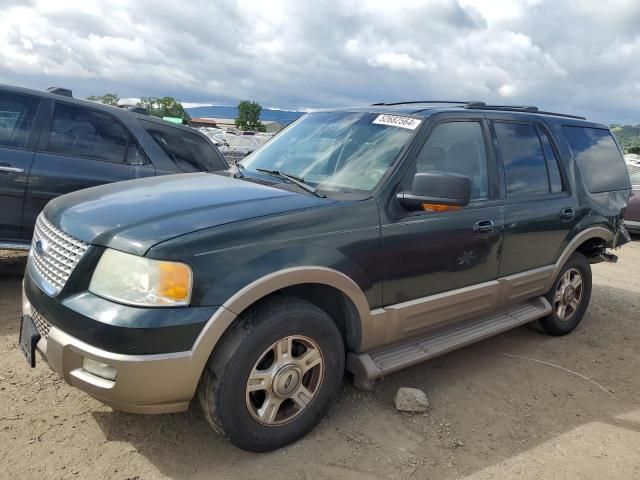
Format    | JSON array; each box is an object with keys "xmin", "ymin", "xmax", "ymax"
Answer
[
  {"xmin": 30, "ymin": 214, "xmax": 89, "ymax": 295},
  {"xmin": 32, "ymin": 309, "xmax": 51, "ymax": 339}
]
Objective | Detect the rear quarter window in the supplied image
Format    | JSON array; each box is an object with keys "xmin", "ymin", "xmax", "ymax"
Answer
[
  {"xmin": 141, "ymin": 120, "xmax": 227, "ymax": 172},
  {"xmin": 562, "ymin": 126, "xmax": 630, "ymax": 193}
]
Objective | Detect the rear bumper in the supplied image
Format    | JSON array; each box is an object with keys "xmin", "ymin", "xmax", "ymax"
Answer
[
  {"xmin": 22, "ymin": 284, "xmax": 201, "ymax": 414},
  {"xmin": 624, "ymin": 219, "xmax": 640, "ymax": 233}
]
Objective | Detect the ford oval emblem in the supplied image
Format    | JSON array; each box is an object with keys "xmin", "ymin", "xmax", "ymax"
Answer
[{"xmin": 35, "ymin": 239, "xmax": 48, "ymax": 256}]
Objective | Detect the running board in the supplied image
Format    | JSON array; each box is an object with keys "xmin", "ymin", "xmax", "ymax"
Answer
[{"xmin": 347, "ymin": 296, "xmax": 551, "ymax": 390}]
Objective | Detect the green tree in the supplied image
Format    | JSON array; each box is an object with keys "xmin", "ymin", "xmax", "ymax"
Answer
[
  {"xmin": 138, "ymin": 96, "xmax": 191, "ymax": 121},
  {"xmin": 235, "ymin": 100, "xmax": 266, "ymax": 132},
  {"xmin": 628, "ymin": 146, "xmax": 640, "ymax": 155},
  {"xmin": 86, "ymin": 93, "xmax": 120, "ymax": 106}
]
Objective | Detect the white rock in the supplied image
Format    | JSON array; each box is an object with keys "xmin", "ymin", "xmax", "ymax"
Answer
[{"xmin": 394, "ymin": 387, "xmax": 429, "ymax": 412}]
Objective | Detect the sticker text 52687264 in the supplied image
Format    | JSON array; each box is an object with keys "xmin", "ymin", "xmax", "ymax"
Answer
[{"xmin": 372, "ymin": 114, "xmax": 422, "ymax": 130}]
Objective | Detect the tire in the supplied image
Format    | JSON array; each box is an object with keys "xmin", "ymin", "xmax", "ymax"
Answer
[
  {"xmin": 538, "ymin": 252, "xmax": 592, "ymax": 336},
  {"xmin": 198, "ymin": 296, "xmax": 345, "ymax": 452}
]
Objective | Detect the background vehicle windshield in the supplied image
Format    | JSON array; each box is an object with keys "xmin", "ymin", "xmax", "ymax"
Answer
[{"xmin": 241, "ymin": 112, "xmax": 418, "ymax": 192}]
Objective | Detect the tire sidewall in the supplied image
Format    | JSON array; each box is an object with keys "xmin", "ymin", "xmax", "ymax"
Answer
[
  {"xmin": 543, "ymin": 252, "xmax": 592, "ymax": 335},
  {"xmin": 214, "ymin": 302, "xmax": 344, "ymax": 450}
]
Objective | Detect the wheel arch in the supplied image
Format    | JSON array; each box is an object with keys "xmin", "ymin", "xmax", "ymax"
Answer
[
  {"xmin": 185, "ymin": 267, "xmax": 373, "ymax": 399},
  {"xmin": 548, "ymin": 226, "xmax": 613, "ymax": 289}
]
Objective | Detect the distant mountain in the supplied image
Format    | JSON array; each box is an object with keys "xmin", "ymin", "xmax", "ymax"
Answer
[
  {"xmin": 611, "ymin": 124, "xmax": 640, "ymax": 151},
  {"xmin": 186, "ymin": 105, "xmax": 303, "ymax": 125}
]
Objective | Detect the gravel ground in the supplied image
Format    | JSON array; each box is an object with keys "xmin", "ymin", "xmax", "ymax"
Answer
[{"xmin": 1, "ymin": 240, "xmax": 639, "ymax": 480}]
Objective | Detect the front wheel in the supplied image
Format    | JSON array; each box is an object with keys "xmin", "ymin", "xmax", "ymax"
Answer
[
  {"xmin": 539, "ymin": 252, "xmax": 592, "ymax": 336},
  {"xmin": 198, "ymin": 297, "xmax": 345, "ymax": 452}
]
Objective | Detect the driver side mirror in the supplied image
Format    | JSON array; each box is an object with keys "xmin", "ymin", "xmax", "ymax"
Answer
[{"xmin": 397, "ymin": 172, "xmax": 471, "ymax": 211}]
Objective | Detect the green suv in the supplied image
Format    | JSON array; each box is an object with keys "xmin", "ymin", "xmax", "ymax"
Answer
[{"xmin": 19, "ymin": 101, "xmax": 631, "ymax": 451}]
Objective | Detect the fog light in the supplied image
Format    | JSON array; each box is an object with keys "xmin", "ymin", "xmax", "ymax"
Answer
[{"xmin": 82, "ymin": 357, "xmax": 117, "ymax": 381}]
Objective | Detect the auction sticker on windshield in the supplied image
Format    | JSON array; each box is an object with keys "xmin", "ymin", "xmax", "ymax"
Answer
[{"xmin": 373, "ymin": 114, "xmax": 421, "ymax": 130}]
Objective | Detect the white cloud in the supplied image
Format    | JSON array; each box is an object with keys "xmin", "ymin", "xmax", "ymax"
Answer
[
  {"xmin": 368, "ymin": 53, "xmax": 435, "ymax": 72},
  {"xmin": 0, "ymin": 0, "xmax": 638, "ymax": 123}
]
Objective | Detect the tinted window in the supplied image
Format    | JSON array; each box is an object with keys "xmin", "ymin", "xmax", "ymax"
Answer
[
  {"xmin": 0, "ymin": 93, "xmax": 40, "ymax": 149},
  {"xmin": 126, "ymin": 141, "xmax": 147, "ymax": 165},
  {"xmin": 241, "ymin": 112, "xmax": 416, "ymax": 192},
  {"xmin": 495, "ymin": 122, "xmax": 549, "ymax": 196},
  {"xmin": 141, "ymin": 120, "xmax": 227, "ymax": 172},
  {"xmin": 536, "ymin": 125, "xmax": 563, "ymax": 193},
  {"xmin": 46, "ymin": 103, "xmax": 127, "ymax": 163},
  {"xmin": 416, "ymin": 121, "xmax": 489, "ymax": 199},
  {"xmin": 562, "ymin": 126, "xmax": 630, "ymax": 193}
]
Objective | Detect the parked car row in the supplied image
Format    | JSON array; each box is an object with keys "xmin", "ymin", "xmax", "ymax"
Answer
[
  {"xmin": 217, "ymin": 134, "xmax": 269, "ymax": 163},
  {"xmin": 0, "ymin": 85, "xmax": 228, "ymax": 249}
]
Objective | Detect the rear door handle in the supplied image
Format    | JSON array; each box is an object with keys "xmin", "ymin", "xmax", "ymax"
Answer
[
  {"xmin": 560, "ymin": 207, "xmax": 575, "ymax": 221},
  {"xmin": 0, "ymin": 164, "xmax": 24, "ymax": 173},
  {"xmin": 473, "ymin": 219, "xmax": 495, "ymax": 234}
]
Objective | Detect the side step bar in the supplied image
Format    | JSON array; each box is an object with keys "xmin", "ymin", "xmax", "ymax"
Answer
[{"xmin": 347, "ymin": 296, "xmax": 551, "ymax": 390}]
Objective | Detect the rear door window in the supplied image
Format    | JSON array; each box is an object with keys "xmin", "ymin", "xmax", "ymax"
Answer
[
  {"xmin": 141, "ymin": 120, "xmax": 227, "ymax": 172},
  {"xmin": 562, "ymin": 126, "xmax": 630, "ymax": 193},
  {"xmin": 0, "ymin": 93, "xmax": 40, "ymax": 149},
  {"xmin": 45, "ymin": 103, "xmax": 128, "ymax": 163},
  {"xmin": 536, "ymin": 125, "xmax": 564, "ymax": 193},
  {"xmin": 494, "ymin": 122, "xmax": 549, "ymax": 196}
]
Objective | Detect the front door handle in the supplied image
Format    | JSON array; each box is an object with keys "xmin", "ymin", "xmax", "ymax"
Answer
[
  {"xmin": 473, "ymin": 219, "xmax": 495, "ymax": 234},
  {"xmin": 560, "ymin": 207, "xmax": 575, "ymax": 221},
  {"xmin": 0, "ymin": 164, "xmax": 25, "ymax": 173}
]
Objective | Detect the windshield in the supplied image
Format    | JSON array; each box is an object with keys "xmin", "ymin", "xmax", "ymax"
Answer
[{"xmin": 240, "ymin": 111, "xmax": 419, "ymax": 192}]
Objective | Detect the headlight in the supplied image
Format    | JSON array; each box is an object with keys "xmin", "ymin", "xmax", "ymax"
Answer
[{"xmin": 89, "ymin": 249, "xmax": 192, "ymax": 307}]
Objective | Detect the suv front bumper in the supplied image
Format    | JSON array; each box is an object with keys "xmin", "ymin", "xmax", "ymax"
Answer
[{"xmin": 22, "ymin": 283, "xmax": 200, "ymax": 414}]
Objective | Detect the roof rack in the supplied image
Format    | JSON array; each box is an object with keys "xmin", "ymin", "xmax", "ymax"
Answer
[
  {"xmin": 46, "ymin": 86, "xmax": 72, "ymax": 97},
  {"xmin": 372, "ymin": 100, "xmax": 480, "ymax": 106},
  {"xmin": 463, "ymin": 103, "xmax": 586, "ymax": 120},
  {"xmin": 371, "ymin": 100, "xmax": 586, "ymax": 120}
]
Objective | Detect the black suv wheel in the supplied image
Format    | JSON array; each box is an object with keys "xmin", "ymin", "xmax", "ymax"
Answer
[
  {"xmin": 198, "ymin": 297, "xmax": 345, "ymax": 452},
  {"xmin": 539, "ymin": 252, "xmax": 592, "ymax": 335}
]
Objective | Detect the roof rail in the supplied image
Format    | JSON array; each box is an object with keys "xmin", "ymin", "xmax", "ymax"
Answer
[
  {"xmin": 46, "ymin": 87, "xmax": 72, "ymax": 97},
  {"xmin": 463, "ymin": 103, "xmax": 586, "ymax": 120},
  {"xmin": 372, "ymin": 100, "xmax": 481, "ymax": 106},
  {"xmin": 118, "ymin": 104, "xmax": 149, "ymax": 115}
]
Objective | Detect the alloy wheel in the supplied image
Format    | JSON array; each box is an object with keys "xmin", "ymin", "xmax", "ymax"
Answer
[
  {"xmin": 245, "ymin": 335, "xmax": 324, "ymax": 426},
  {"xmin": 554, "ymin": 268, "xmax": 583, "ymax": 321}
]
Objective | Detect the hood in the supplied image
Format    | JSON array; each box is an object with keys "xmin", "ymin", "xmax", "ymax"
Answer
[{"xmin": 45, "ymin": 173, "xmax": 334, "ymax": 256}]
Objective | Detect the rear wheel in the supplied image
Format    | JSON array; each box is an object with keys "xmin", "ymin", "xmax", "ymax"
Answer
[
  {"xmin": 539, "ymin": 252, "xmax": 592, "ymax": 335},
  {"xmin": 198, "ymin": 297, "xmax": 345, "ymax": 452}
]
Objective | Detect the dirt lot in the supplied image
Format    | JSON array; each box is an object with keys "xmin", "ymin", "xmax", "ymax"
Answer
[{"xmin": 1, "ymin": 241, "xmax": 639, "ymax": 480}]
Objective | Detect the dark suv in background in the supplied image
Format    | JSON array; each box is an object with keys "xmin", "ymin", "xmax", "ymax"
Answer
[
  {"xmin": 19, "ymin": 101, "xmax": 631, "ymax": 452},
  {"xmin": 0, "ymin": 85, "xmax": 227, "ymax": 250}
]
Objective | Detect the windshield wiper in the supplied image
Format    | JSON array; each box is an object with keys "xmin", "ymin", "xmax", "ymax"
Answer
[{"xmin": 256, "ymin": 168, "xmax": 326, "ymax": 198}]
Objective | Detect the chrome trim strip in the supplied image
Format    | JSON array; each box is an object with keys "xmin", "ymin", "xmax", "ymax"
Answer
[
  {"xmin": 624, "ymin": 219, "xmax": 640, "ymax": 229},
  {"xmin": 0, "ymin": 166, "xmax": 24, "ymax": 173},
  {"xmin": 0, "ymin": 241, "xmax": 30, "ymax": 251}
]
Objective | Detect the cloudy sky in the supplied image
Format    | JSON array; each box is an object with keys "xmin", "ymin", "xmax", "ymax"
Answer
[{"xmin": 1, "ymin": 0, "xmax": 639, "ymax": 123}]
